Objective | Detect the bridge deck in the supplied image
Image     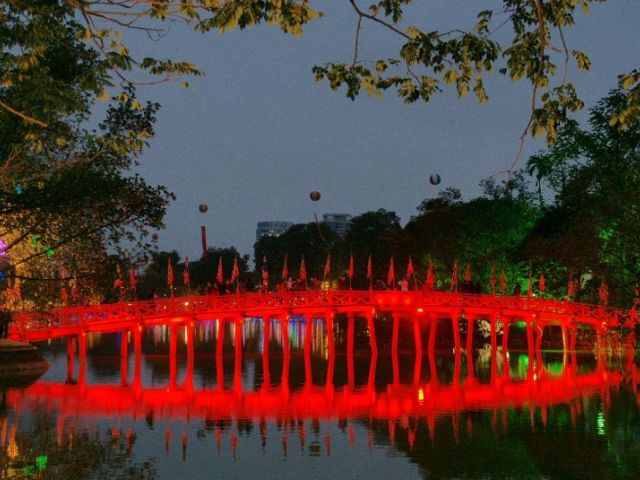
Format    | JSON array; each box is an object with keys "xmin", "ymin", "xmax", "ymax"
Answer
[{"xmin": 9, "ymin": 290, "xmax": 633, "ymax": 343}]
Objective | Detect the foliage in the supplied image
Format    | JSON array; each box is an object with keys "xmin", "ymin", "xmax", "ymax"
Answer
[
  {"xmin": 524, "ymin": 88, "xmax": 640, "ymax": 305},
  {"xmin": 1, "ymin": 1, "xmax": 637, "ymax": 145},
  {"xmin": 0, "ymin": 3, "xmax": 173, "ymax": 306}
]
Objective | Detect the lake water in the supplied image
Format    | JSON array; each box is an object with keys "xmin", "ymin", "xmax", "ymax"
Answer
[{"xmin": 1, "ymin": 317, "xmax": 639, "ymax": 479}]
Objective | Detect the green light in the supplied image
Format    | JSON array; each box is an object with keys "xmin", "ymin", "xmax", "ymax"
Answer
[
  {"xmin": 36, "ymin": 455, "xmax": 48, "ymax": 470},
  {"xmin": 515, "ymin": 321, "xmax": 526, "ymax": 328},
  {"xmin": 597, "ymin": 410, "xmax": 606, "ymax": 435},
  {"xmin": 546, "ymin": 362, "xmax": 564, "ymax": 376}
]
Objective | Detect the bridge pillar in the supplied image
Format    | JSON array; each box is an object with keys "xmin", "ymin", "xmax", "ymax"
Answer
[
  {"xmin": 391, "ymin": 313, "xmax": 400, "ymax": 358},
  {"xmin": 366, "ymin": 311, "xmax": 378, "ymax": 357},
  {"xmin": 216, "ymin": 318, "xmax": 224, "ymax": 358},
  {"xmin": 526, "ymin": 316, "xmax": 535, "ymax": 359},
  {"xmin": 120, "ymin": 331, "xmax": 129, "ymax": 386},
  {"xmin": 133, "ymin": 325, "xmax": 142, "ymax": 390},
  {"xmin": 304, "ymin": 313, "xmax": 315, "ymax": 387},
  {"xmin": 216, "ymin": 320, "xmax": 225, "ymax": 391},
  {"xmin": 502, "ymin": 317, "xmax": 510, "ymax": 353},
  {"xmin": 490, "ymin": 314, "xmax": 498, "ymax": 381},
  {"xmin": 66, "ymin": 336, "xmax": 76, "ymax": 384},
  {"xmin": 452, "ymin": 312, "xmax": 461, "ymax": 353},
  {"xmin": 169, "ymin": 325, "xmax": 177, "ymax": 389},
  {"xmin": 326, "ymin": 311, "xmax": 335, "ymax": 391},
  {"xmin": 465, "ymin": 314, "xmax": 475, "ymax": 353},
  {"xmin": 281, "ymin": 315, "xmax": 290, "ymax": 394},
  {"xmin": 428, "ymin": 314, "xmax": 438, "ymax": 353},
  {"xmin": 347, "ymin": 313, "xmax": 355, "ymax": 390},
  {"xmin": 561, "ymin": 322, "xmax": 569, "ymax": 352},
  {"xmin": 414, "ymin": 314, "xmax": 423, "ymax": 356},
  {"xmin": 185, "ymin": 321, "xmax": 194, "ymax": 392},
  {"xmin": 78, "ymin": 332, "xmax": 87, "ymax": 388},
  {"xmin": 233, "ymin": 316, "xmax": 243, "ymax": 393},
  {"xmin": 413, "ymin": 314, "xmax": 423, "ymax": 386},
  {"xmin": 263, "ymin": 317, "xmax": 271, "ymax": 389}
]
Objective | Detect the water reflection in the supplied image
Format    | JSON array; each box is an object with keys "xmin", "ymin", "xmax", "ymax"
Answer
[{"xmin": 1, "ymin": 317, "xmax": 639, "ymax": 479}]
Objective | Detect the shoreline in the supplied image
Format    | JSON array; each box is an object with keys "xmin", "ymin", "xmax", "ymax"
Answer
[{"xmin": 0, "ymin": 339, "xmax": 49, "ymax": 379}]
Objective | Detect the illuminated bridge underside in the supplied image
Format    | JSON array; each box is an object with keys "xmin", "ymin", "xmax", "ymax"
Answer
[{"xmin": 10, "ymin": 291, "xmax": 630, "ymax": 343}]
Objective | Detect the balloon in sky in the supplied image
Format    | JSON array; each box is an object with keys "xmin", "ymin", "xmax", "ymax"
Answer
[
  {"xmin": 198, "ymin": 203, "xmax": 208, "ymax": 213},
  {"xmin": 429, "ymin": 174, "xmax": 441, "ymax": 185},
  {"xmin": 309, "ymin": 191, "xmax": 321, "ymax": 201}
]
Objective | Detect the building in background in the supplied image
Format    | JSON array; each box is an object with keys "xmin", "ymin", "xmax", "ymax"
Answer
[
  {"xmin": 322, "ymin": 214, "xmax": 352, "ymax": 237},
  {"xmin": 256, "ymin": 221, "xmax": 294, "ymax": 241}
]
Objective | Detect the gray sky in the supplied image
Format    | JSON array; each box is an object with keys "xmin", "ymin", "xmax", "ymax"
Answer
[{"xmin": 131, "ymin": 1, "xmax": 640, "ymax": 262}]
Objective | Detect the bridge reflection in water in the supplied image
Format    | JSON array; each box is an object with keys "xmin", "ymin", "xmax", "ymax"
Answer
[{"xmin": 4, "ymin": 312, "xmax": 639, "ymax": 457}]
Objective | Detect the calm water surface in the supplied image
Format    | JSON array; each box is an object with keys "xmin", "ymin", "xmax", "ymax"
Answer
[{"xmin": 1, "ymin": 317, "xmax": 639, "ymax": 479}]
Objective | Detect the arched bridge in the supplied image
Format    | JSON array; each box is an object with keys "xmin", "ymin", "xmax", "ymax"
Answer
[{"xmin": 9, "ymin": 290, "xmax": 633, "ymax": 354}]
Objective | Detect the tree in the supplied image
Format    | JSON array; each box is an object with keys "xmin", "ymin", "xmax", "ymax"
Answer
[
  {"xmin": 2, "ymin": 2, "xmax": 638, "ymax": 145},
  {"xmin": 0, "ymin": 4, "xmax": 173, "ymax": 306},
  {"xmin": 524, "ymin": 87, "xmax": 640, "ymax": 305},
  {"xmin": 406, "ymin": 183, "xmax": 540, "ymax": 292}
]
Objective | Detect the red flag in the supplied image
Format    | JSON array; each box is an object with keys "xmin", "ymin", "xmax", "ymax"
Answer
[
  {"xmin": 183, "ymin": 257, "xmax": 190, "ymax": 287},
  {"xmin": 489, "ymin": 266, "xmax": 496, "ymax": 293},
  {"xmin": 231, "ymin": 255, "xmax": 240, "ymax": 283},
  {"xmin": 539, "ymin": 272, "xmax": 546, "ymax": 293},
  {"xmin": 599, "ymin": 280, "xmax": 609, "ymax": 305},
  {"xmin": 282, "ymin": 253, "xmax": 289, "ymax": 281},
  {"xmin": 129, "ymin": 267, "xmax": 137, "ymax": 290},
  {"xmin": 406, "ymin": 256, "xmax": 415, "ymax": 278},
  {"xmin": 451, "ymin": 260, "xmax": 458, "ymax": 292},
  {"xmin": 201, "ymin": 225, "xmax": 208, "ymax": 257},
  {"xmin": 261, "ymin": 255, "xmax": 269, "ymax": 281},
  {"xmin": 464, "ymin": 263, "xmax": 472, "ymax": 282},
  {"xmin": 387, "ymin": 257, "xmax": 395, "ymax": 287},
  {"xmin": 425, "ymin": 260, "xmax": 434, "ymax": 289},
  {"xmin": 527, "ymin": 271, "xmax": 533, "ymax": 298},
  {"xmin": 567, "ymin": 276, "xmax": 576, "ymax": 298},
  {"xmin": 499, "ymin": 268, "xmax": 506, "ymax": 293},
  {"xmin": 167, "ymin": 258, "xmax": 174, "ymax": 287},
  {"xmin": 348, "ymin": 254, "xmax": 355, "ymax": 279},
  {"xmin": 366, "ymin": 254, "xmax": 373, "ymax": 280},
  {"xmin": 323, "ymin": 254, "xmax": 331, "ymax": 279},
  {"xmin": 299, "ymin": 256, "xmax": 307, "ymax": 281},
  {"xmin": 216, "ymin": 256, "xmax": 224, "ymax": 284},
  {"xmin": 60, "ymin": 286, "xmax": 68, "ymax": 305}
]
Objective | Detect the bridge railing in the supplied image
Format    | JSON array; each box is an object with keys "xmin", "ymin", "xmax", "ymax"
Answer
[{"xmin": 10, "ymin": 289, "xmax": 631, "ymax": 339}]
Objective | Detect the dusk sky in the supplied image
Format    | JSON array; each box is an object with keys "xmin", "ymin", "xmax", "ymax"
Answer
[{"xmin": 131, "ymin": 1, "xmax": 640, "ymax": 263}]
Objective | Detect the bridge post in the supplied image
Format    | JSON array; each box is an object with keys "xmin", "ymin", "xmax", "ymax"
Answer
[
  {"xmin": 133, "ymin": 325, "xmax": 142, "ymax": 390},
  {"xmin": 366, "ymin": 311, "xmax": 378, "ymax": 357},
  {"xmin": 502, "ymin": 317, "xmax": 510, "ymax": 353},
  {"xmin": 326, "ymin": 311, "xmax": 335, "ymax": 391},
  {"xmin": 233, "ymin": 316, "xmax": 243, "ymax": 393},
  {"xmin": 216, "ymin": 319, "xmax": 225, "ymax": 391},
  {"xmin": 169, "ymin": 324, "xmax": 177, "ymax": 389},
  {"xmin": 452, "ymin": 311, "xmax": 461, "ymax": 353},
  {"xmin": 281, "ymin": 315, "xmax": 290, "ymax": 394},
  {"xmin": 66, "ymin": 336, "xmax": 76, "ymax": 384},
  {"xmin": 428, "ymin": 314, "xmax": 438, "ymax": 353},
  {"xmin": 78, "ymin": 332, "xmax": 87, "ymax": 388},
  {"xmin": 465, "ymin": 314, "xmax": 475, "ymax": 353},
  {"xmin": 490, "ymin": 314, "xmax": 498, "ymax": 381},
  {"xmin": 414, "ymin": 314, "xmax": 423, "ymax": 356},
  {"xmin": 392, "ymin": 313, "xmax": 400, "ymax": 358},
  {"xmin": 263, "ymin": 316, "xmax": 271, "ymax": 389},
  {"xmin": 526, "ymin": 316, "xmax": 535, "ymax": 359},
  {"xmin": 304, "ymin": 314, "xmax": 313, "ymax": 387},
  {"xmin": 347, "ymin": 313, "xmax": 355, "ymax": 389},
  {"xmin": 413, "ymin": 315, "xmax": 423, "ymax": 386},
  {"xmin": 185, "ymin": 321, "xmax": 194, "ymax": 392},
  {"xmin": 120, "ymin": 331, "xmax": 129, "ymax": 386}
]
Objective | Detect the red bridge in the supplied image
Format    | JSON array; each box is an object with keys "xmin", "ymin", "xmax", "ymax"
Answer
[{"xmin": 10, "ymin": 290, "xmax": 632, "ymax": 355}]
